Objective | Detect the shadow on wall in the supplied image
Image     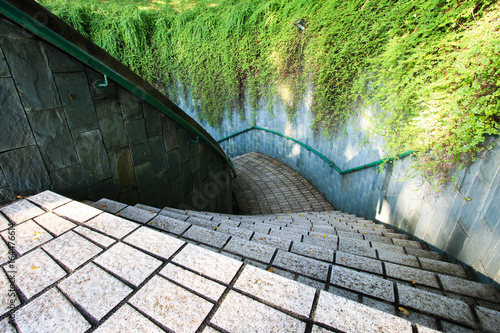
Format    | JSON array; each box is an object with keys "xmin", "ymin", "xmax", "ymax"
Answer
[{"xmin": 176, "ymin": 85, "xmax": 500, "ymax": 288}]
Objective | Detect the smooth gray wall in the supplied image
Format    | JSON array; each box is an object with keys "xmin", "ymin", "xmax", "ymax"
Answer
[
  {"xmin": 0, "ymin": 16, "xmax": 232, "ymax": 213},
  {"xmin": 177, "ymin": 84, "xmax": 500, "ymax": 287}
]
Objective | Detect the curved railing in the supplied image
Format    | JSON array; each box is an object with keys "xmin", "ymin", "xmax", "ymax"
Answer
[
  {"xmin": 218, "ymin": 126, "xmax": 415, "ymax": 175},
  {"xmin": 0, "ymin": 0, "xmax": 235, "ymax": 173}
]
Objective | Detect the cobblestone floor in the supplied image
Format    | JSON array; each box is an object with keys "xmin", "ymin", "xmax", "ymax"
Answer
[
  {"xmin": 0, "ymin": 191, "xmax": 499, "ymax": 332},
  {"xmin": 232, "ymin": 152, "xmax": 333, "ymax": 214}
]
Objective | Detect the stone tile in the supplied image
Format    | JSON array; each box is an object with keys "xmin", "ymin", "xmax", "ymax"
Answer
[
  {"xmin": 476, "ymin": 306, "xmax": 500, "ymax": 333},
  {"xmin": 73, "ymin": 130, "xmax": 112, "ymax": 184},
  {"xmin": 10, "ymin": 249, "xmax": 66, "ymax": 299},
  {"xmin": 336, "ymin": 251, "xmax": 383, "ymax": 275},
  {"xmin": 124, "ymin": 226, "xmax": 185, "ymax": 259},
  {"xmin": 291, "ymin": 242, "xmax": 334, "ymax": 262},
  {"xmin": 33, "ymin": 213, "xmax": 76, "ymax": 236},
  {"xmin": 405, "ymin": 248, "xmax": 443, "ymax": 260},
  {"xmin": 314, "ymin": 290, "xmax": 412, "ymax": 332},
  {"xmin": 172, "ymin": 243, "xmax": 242, "ymax": 284},
  {"xmin": 15, "ymin": 288, "xmax": 91, "ymax": 333},
  {"xmin": 129, "ymin": 275, "xmax": 213, "ymax": 332},
  {"xmin": 92, "ymin": 198, "xmax": 127, "ymax": 214},
  {"xmin": 269, "ymin": 229, "xmax": 303, "ymax": 242},
  {"xmin": 336, "ymin": 230, "xmax": 364, "ymax": 239},
  {"xmin": 186, "ymin": 217, "xmax": 219, "ymax": 230},
  {"xmin": 0, "ymin": 238, "xmax": 10, "ymax": 265},
  {"xmin": 53, "ymin": 201, "xmax": 101, "ymax": 223},
  {"xmin": 385, "ymin": 262, "xmax": 440, "ymax": 288},
  {"xmin": 239, "ymin": 223, "xmax": 271, "ymax": 234},
  {"xmin": 416, "ymin": 324, "xmax": 440, "ymax": 333},
  {"xmin": 216, "ymin": 224, "xmax": 253, "ymax": 239},
  {"xmin": 364, "ymin": 234, "xmax": 393, "ymax": 244},
  {"xmin": 0, "ymin": 214, "xmax": 9, "ymax": 231},
  {"xmin": 27, "ymin": 191, "xmax": 72, "ymax": 211},
  {"xmin": 398, "ymin": 284, "xmax": 475, "ymax": 327},
  {"xmin": 312, "ymin": 325, "xmax": 336, "ymax": 332},
  {"xmin": 203, "ymin": 326, "xmax": 222, "ymax": 333},
  {"xmin": 377, "ymin": 250, "xmax": 420, "ymax": 267},
  {"xmin": 94, "ymin": 98, "xmax": 128, "ymax": 151},
  {"xmin": 94, "ymin": 303, "xmax": 164, "ymax": 333},
  {"xmin": 0, "ymin": 318, "xmax": 16, "ymax": 333},
  {"xmin": 1, "ymin": 220, "xmax": 53, "ymax": 255},
  {"xmin": 0, "ymin": 268, "xmax": 19, "ymax": 315},
  {"xmin": 148, "ymin": 215, "xmax": 190, "ymax": 235},
  {"xmin": 119, "ymin": 206, "xmax": 157, "ymax": 224},
  {"xmin": 212, "ymin": 291, "xmax": 307, "ymax": 332},
  {"xmin": 161, "ymin": 263, "xmax": 226, "ymax": 301},
  {"xmin": 338, "ymin": 240, "xmax": 377, "ymax": 259},
  {"xmin": 330, "ymin": 265, "xmax": 394, "ymax": 302},
  {"xmin": 43, "ymin": 231, "xmax": 102, "ymax": 271},
  {"xmin": 235, "ymin": 265, "xmax": 316, "ymax": 317},
  {"xmin": 183, "ymin": 226, "xmax": 230, "ymax": 248},
  {"xmin": 252, "ymin": 232, "xmax": 291, "ymax": 250},
  {"xmin": 440, "ymin": 321, "xmax": 476, "ymax": 333},
  {"xmin": 418, "ymin": 257, "xmax": 466, "ymax": 277},
  {"xmin": 302, "ymin": 235, "xmax": 338, "ymax": 250},
  {"xmin": 159, "ymin": 209, "xmax": 189, "ymax": 221},
  {"xmin": 58, "ymin": 263, "xmax": 132, "ymax": 320},
  {"xmin": 370, "ymin": 242, "xmax": 405, "ymax": 253},
  {"xmin": 224, "ymin": 237, "xmax": 275, "ymax": 263},
  {"xmin": 362, "ymin": 297, "xmax": 396, "ymax": 315},
  {"xmin": 439, "ymin": 274, "xmax": 500, "ymax": 302},
  {"xmin": 85, "ymin": 213, "xmax": 139, "ymax": 239},
  {"xmin": 73, "ymin": 226, "xmax": 115, "ymax": 247},
  {"xmin": 0, "ymin": 199, "xmax": 45, "ymax": 224},
  {"xmin": 273, "ymin": 250, "xmax": 329, "ymax": 281},
  {"xmin": 135, "ymin": 203, "xmax": 161, "ymax": 213},
  {"xmin": 392, "ymin": 238, "xmax": 423, "ymax": 249},
  {"xmin": 94, "ymin": 242, "xmax": 162, "ymax": 286}
]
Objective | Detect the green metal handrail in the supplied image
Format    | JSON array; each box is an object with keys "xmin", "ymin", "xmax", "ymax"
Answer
[
  {"xmin": 0, "ymin": 0, "xmax": 235, "ymax": 173},
  {"xmin": 218, "ymin": 126, "xmax": 416, "ymax": 175}
]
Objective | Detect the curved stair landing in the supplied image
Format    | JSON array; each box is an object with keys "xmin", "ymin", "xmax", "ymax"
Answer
[{"xmin": 0, "ymin": 191, "xmax": 499, "ymax": 332}]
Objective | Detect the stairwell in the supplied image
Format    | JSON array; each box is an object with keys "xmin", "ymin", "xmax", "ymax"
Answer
[{"xmin": 0, "ymin": 153, "xmax": 499, "ymax": 332}]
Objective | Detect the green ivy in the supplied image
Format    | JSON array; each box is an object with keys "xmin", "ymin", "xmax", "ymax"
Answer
[{"xmin": 40, "ymin": 0, "xmax": 499, "ymax": 182}]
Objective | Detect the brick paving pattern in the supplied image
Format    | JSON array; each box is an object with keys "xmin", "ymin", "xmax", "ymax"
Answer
[
  {"xmin": 0, "ymin": 190, "xmax": 498, "ymax": 332},
  {"xmin": 232, "ymin": 152, "xmax": 333, "ymax": 214}
]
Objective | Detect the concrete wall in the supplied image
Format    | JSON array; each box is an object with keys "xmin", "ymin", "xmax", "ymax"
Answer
[
  {"xmin": 0, "ymin": 16, "xmax": 232, "ymax": 213},
  {"xmin": 178, "ymin": 85, "xmax": 500, "ymax": 287}
]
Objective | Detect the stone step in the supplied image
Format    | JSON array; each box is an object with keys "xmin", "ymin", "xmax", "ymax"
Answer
[
  {"xmin": 88, "ymin": 200, "xmax": 492, "ymax": 309},
  {"xmin": 2, "ymin": 191, "xmax": 498, "ymax": 333}
]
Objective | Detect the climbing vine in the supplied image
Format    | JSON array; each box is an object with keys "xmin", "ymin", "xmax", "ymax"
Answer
[{"xmin": 40, "ymin": 0, "xmax": 500, "ymax": 182}]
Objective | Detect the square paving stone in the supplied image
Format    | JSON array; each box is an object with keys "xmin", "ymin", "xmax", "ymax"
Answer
[
  {"xmin": 73, "ymin": 226, "xmax": 115, "ymax": 247},
  {"xmin": 15, "ymin": 288, "xmax": 91, "ymax": 333},
  {"xmin": 335, "ymin": 251, "xmax": 383, "ymax": 275},
  {"xmin": 148, "ymin": 215, "xmax": 190, "ymax": 235},
  {"xmin": 92, "ymin": 199, "xmax": 127, "ymax": 214},
  {"xmin": 385, "ymin": 263, "xmax": 440, "ymax": 288},
  {"xmin": 377, "ymin": 250, "xmax": 420, "ymax": 268},
  {"xmin": 94, "ymin": 303, "xmax": 164, "ymax": 333},
  {"xmin": 252, "ymin": 232, "xmax": 291, "ymax": 250},
  {"xmin": 314, "ymin": 290, "xmax": 412, "ymax": 332},
  {"xmin": 397, "ymin": 284, "xmax": 475, "ymax": 327},
  {"xmin": 291, "ymin": 242, "xmax": 334, "ymax": 262},
  {"xmin": 124, "ymin": 227, "xmax": 184, "ymax": 259},
  {"xmin": 129, "ymin": 275, "xmax": 213, "ymax": 333},
  {"xmin": 43, "ymin": 231, "xmax": 102, "ymax": 271},
  {"xmin": 0, "ymin": 268, "xmax": 19, "ymax": 315},
  {"xmin": 273, "ymin": 250, "xmax": 329, "ymax": 281},
  {"xmin": 234, "ymin": 264, "xmax": 316, "ymax": 317},
  {"xmin": 212, "ymin": 291, "xmax": 306, "ymax": 332},
  {"xmin": 33, "ymin": 213, "xmax": 76, "ymax": 236},
  {"xmin": 0, "ymin": 214, "xmax": 10, "ymax": 231},
  {"xmin": 0, "ymin": 200, "xmax": 45, "ymax": 224},
  {"xmin": 160, "ymin": 263, "xmax": 226, "ymax": 301},
  {"xmin": 58, "ymin": 263, "xmax": 133, "ymax": 320},
  {"xmin": 119, "ymin": 206, "xmax": 157, "ymax": 224},
  {"xmin": 53, "ymin": 201, "xmax": 101, "ymax": 223},
  {"xmin": 1, "ymin": 220, "xmax": 53, "ymax": 255},
  {"xmin": 330, "ymin": 265, "xmax": 394, "ymax": 302},
  {"xmin": 439, "ymin": 274, "xmax": 500, "ymax": 303},
  {"xmin": 9, "ymin": 249, "xmax": 66, "ymax": 299},
  {"xmin": 224, "ymin": 237, "xmax": 275, "ymax": 263},
  {"xmin": 94, "ymin": 242, "xmax": 161, "ymax": 286},
  {"xmin": 85, "ymin": 213, "xmax": 139, "ymax": 239},
  {"xmin": 183, "ymin": 226, "xmax": 230, "ymax": 248},
  {"xmin": 27, "ymin": 191, "xmax": 72, "ymax": 211},
  {"xmin": 476, "ymin": 306, "xmax": 500, "ymax": 333},
  {"xmin": 172, "ymin": 243, "xmax": 242, "ymax": 284}
]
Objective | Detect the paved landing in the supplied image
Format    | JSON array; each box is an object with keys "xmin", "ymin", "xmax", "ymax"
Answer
[{"xmin": 232, "ymin": 152, "xmax": 333, "ymax": 214}]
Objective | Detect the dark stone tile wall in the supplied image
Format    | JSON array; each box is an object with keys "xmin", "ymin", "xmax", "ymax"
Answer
[{"xmin": 0, "ymin": 16, "xmax": 232, "ymax": 213}]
